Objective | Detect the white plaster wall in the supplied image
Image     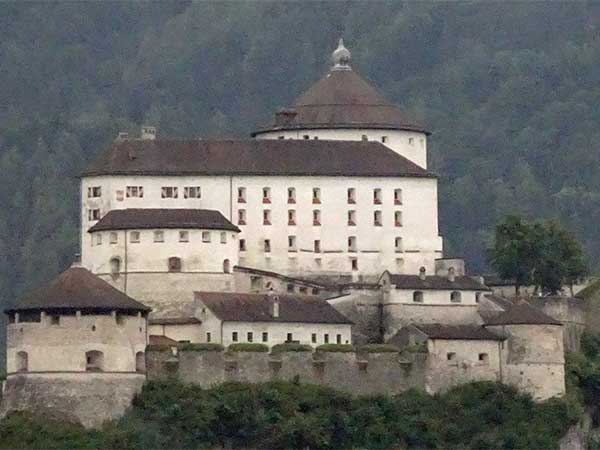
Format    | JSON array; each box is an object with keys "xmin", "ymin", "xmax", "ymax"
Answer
[
  {"xmin": 6, "ymin": 314, "xmax": 147, "ymax": 373},
  {"xmin": 81, "ymin": 174, "xmax": 443, "ymax": 277},
  {"xmin": 256, "ymin": 129, "xmax": 428, "ymax": 169},
  {"xmin": 388, "ymin": 288, "xmax": 483, "ymax": 305}
]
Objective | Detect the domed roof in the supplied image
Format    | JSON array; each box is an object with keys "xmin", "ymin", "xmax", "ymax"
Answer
[{"xmin": 252, "ymin": 40, "xmax": 428, "ymax": 136}]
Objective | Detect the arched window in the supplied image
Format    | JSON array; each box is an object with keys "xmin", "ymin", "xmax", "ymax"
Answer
[
  {"xmin": 85, "ymin": 350, "xmax": 104, "ymax": 372},
  {"xmin": 16, "ymin": 351, "xmax": 28, "ymax": 372},
  {"xmin": 135, "ymin": 351, "xmax": 145, "ymax": 373},
  {"xmin": 413, "ymin": 291, "xmax": 424, "ymax": 303},
  {"xmin": 223, "ymin": 259, "xmax": 231, "ymax": 273},
  {"xmin": 168, "ymin": 257, "xmax": 182, "ymax": 272},
  {"xmin": 110, "ymin": 257, "xmax": 121, "ymax": 278},
  {"xmin": 451, "ymin": 291, "xmax": 462, "ymax": 303}
]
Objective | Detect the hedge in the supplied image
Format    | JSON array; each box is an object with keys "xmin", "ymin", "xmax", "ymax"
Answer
[
  {"xmin": 145, "ymin": 344, "xmax": 174, "ymax": 352},
  {"xmin": 271, "ymin": 343, "xmax": 313, "ymax": 353},
  {"xmin": 228, "ymin": 343, "xmax": 269, "ymax": 352},
  {"xmin": 357, "ymin": 344, "xmax": 400, "ymax": 353},
  {"xmin": 178, "ymin": 343, "xmax": 224, "ymax": 352},
  {"xmin": 315, "ymin": 344, "xmax": 355, "ymax": 353}
]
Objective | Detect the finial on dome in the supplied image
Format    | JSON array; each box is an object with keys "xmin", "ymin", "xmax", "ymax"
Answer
[{"xmin": 332, "ymin": 38, "xmax": 351, "ymax": 71}]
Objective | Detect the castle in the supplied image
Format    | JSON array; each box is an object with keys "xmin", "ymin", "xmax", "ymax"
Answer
[{"xmin": 1, "ymin": 40, "xmax": 572, "ymax": 427}]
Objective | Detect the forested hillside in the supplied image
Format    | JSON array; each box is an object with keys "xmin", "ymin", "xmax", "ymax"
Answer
[{"xmin": 2, "ymin": 2, "xmax": 600, "ymax": 305}]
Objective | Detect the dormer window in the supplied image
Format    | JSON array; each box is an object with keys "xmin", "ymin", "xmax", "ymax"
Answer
[
  {"xmin": 126, "ymin": 186, "xmax": 143, "ymax": 198},
  {"xmin": 87, "ymin": 186, "xmax": 101, "ymax": 198},
  {"xmin": 238, "ymin": 209, "xmax": 246, "ymax": 225},
  {"xmin": 262, "ymin": 187, "xmax": 271, "ymax": 203},
  {"xmin": 313, "ymin": 210, "xmax": 321, "ymax": 226},
  {"xmin": 263, "ymin": 210, "xmax": 271, "ymax": 225},
  {"xmin": 237, "ymin": 187, "xmax": 246, "ymax": 203},
  {"xmin": 184, "ymin": 186, "xmax": 201, "ymax": 199},
  {"xmin": 312, "ymin": 188, "xmax": 321, "ymax": 204},
  {"xmin": 161, "ymin": 186, "xmax": 178, "ymax": 198},
  {"xmin": 348, "ymin": 210, "xmax": 356, "ymax": 226},
  {"xmin": 287, "ymin": 187, "xmax": 296, "ymax": 203},
  {"xmin": 288, "ymin": 210, "xmax": 296, "ymax": 226},
  {"xmin": 347, "ymin": 188, "xmax": 356, "ymax": 204},
  {"xmin": 394, "ymin": 189, "xmax": 402, "ymax": 205},
  {"xmin": 373, "ymin": 188, "xmax": 382, "ymax": 204},
  {"xmin": 374, "ymin": 211, "xmax": 382, "ymax": 226}
]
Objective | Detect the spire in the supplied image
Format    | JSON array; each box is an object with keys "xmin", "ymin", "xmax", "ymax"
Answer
[{"xmin": 331, "ymin": 38, "xmax": 351, "ymax": 71}]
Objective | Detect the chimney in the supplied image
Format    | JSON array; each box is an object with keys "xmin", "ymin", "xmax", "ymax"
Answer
[
  {"xmin": 71, "ymin": 253, "xmax": 82, "ymax": 268},
  {"xmin": 267, "ymin": 289, "xmax": 280, "ymax": 318},
  {"xmin": 419, "ymin": 266, "xmax": 426, "ymax": 281},
  {"xmin": 116, "ymin": 131, "xmax": 129, "ymax": 141},
  {"xmin": 141, "ymin": 125, "xmax": 156, "ymax": 140},
  {"xmin": 447, "ymin": 267, "xmax": 456, "ymax": 283}
]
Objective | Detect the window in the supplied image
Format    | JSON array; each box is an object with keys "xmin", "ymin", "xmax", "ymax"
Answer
[
  {"xmin": 262, "ymin": 187, "xmax": 271, "ymax": 203},
  {"xmin": 88, "ymin": 209, "xmax": 101, "ymax": 221},
  {"xmin": 115, "ymin": 313, "xmax": 125, "ymax": 326},
  {"xmin": 312, "ymin": 187, "xmax": 321, "ymax": 204},
  {"xmin": 395, "ymin": 211, "xmax": 403, "ymax": 227},
  {"xmin": 161, "ymin": 186, "xmax": 178, "ymax": 198},
  {"xmin": 16, "ymin": 351, "xmax": 28, "ymax": 372},
  {"xmin": 351, "ymin": 258, "xmax": 358, "ymax": 271},
  {"xmin": 324, "ymin": 334, "xmax": 329, "ymax": 344},
  {"xmin": 88, "ymin": 186, "xmax": 102, "ymax": 198},
  {"xmin": 312, "ymin": 288, "xmax": 320, "ymax": 295},
  {"xmin": 409, "ymin": 137, "xmax": 414, "ymax": 146},
  {"xmin": 223, "ymin": 259, "xmax": 231, "ymax": 273},
  {"xmin": 413, "ymin": 291, "xmax": 424, "ymax": 303},
  {"xmin": 286, "ymin": 333, "xmax": 293, "ymax": 342},
  {"xmin": 247, "ymin": 332, "xmax": 253, "ymax": 343},
  {"xmin": 303, "ymin": 135, "xmax": 310, "ymax": 140},
  {"xmin": 394, "ymin": 188, "xmax": 403, "ymax": 205},
  {"xmin": 287, "ymin": 284, "xmax": 294, "ymax": 293},
  {"xmin": 288, "ymin": 210, "xmax": 296, "ymax": 226},
  {"xmin": 264, "ymin": 239, "xmax": 271, "ymax": 253},
  {"xmin": 206, "ymin": 332, "xmax": 212, "ymax": 343},
  {"xmin": 374, "ymin": 211, "xmax": 382, "ymax": 226},
  {"xmin": 479, "ymin": 353, "xmax": 489, "ymax": 363},
  {"xmin": 336, "ymin": 334, "xmax": 342, "ymax": 344},
  {"xmin": 238, "ymin": 209, "xmax": 246, "ymax": 225},
  {"xmin": 184, "ymin": 186, "xmax": 201, "ymax": 199},
  {"xmin": 348, "ymin": 236, "xmax": 357, "ymax": 252},
  {"xmin": 94, "ymin": 233, "xmax": 102, "ymax": 246},
  {"xmin": 299, "ymin": 287, "xmax": 307, "ymax": 294},
  {"xmin": 126, "ymin": 186, "xmax": 143, "ymax": 198},
  {"xmin": 239, "ymin": 239, "xmax": 246, "ymax": 251},
  {"xmin": 179, "ymin": 231, "xmax": 189, "ymax": 242},
  {"xmin": 288, "ymin": 187, "xmax": 296, "ymax": 203},
  {"xmin": 347, "ymin": 188, "xmax": 356, "ymax": 204},
  {"xmin": 348, "ymin": 210, "xmax": 356, "ymax": 226},
  {"xmin": 361, "ymin": 134, "xmax": 368, "ymax": 141},
  {"xmin": 451, "ymin": 291, "xmax": 462, "ymax": 303},
  {"xmin": 130, "ymin": 231, "xmax": 140, "ymax": 243},
  {"xmin": 312, "ymin": 333, "xmax": 317, "ymax": 343},
  {"xmin": 109, "ymin": 232, "xmax": 118, "ymax": 244},
  {"xmin": 86, "ymin": 350, "xmax": 104, "ymax": 372},
  {"xmin": 168, "ymin": 257, "xmax": 182, "ymax": 272},
  {"xmin": 314, "ymin": 240, "xmax": 321, "ymax": 253},
  {"xmin": 278, "ymin": 136, "xmax": 284, "ymax": 140},
  {"xmin": 154, "ymin": 231, "xmax": 164, "ymax": 242},
  {"xmin": 447, "ymin": 352, "xmax": 456, "ymax": 361},
  {"xmin": 110, "ymin": 257, "xmax": 121, "ymax": 276},
  {"xmin": 232, "ymin": 332, "xmax": 238, "ymax": 342},
  {"xmin": 238, "ymin": 187, "xmax": 246, "ymax": 203},
  {"xmin": 262, "ymin": 332, "xmax": 268, "ymax": 343},
  {"xmin": 395, "ymin": 237, "xmax": 403, "ymax": 252},
  {"xmin": 381, "ymin": 136, "xmax": 388, "ymax": 143},
  {"xmin": 373, "ymin": 188, "xmax": 382, "ymax": 204},
  {"xmin": 288, "ymin": 235, "xmax": 297, "ymax": 252},
  {"xmin": 313, "ymin": 210, "xmax": 321, "ymax": 226},
  {"xmin": 476, "ymin": 292, "xmax": 482, "ymax": 303},
  {"xmin": 50, "ymin": 315, "xmax": 60, "ymax": 326},
  {"xmin": 202, "ymin": 231, "xmax": 211, "ymax": 243},
  {"xmin": 136, "ymin": 352, "xmax": 145, "ymax": 372},
  {"xmin": 220, "ymin": 232, "xmax": 227, "ymax": 244},
  {"xmin": 263, "ymin": 210, "xmax": 271, "ymax": 225}
]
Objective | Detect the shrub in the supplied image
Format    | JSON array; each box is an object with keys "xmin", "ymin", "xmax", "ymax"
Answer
[
  {"xmin": 315, "ymin": 344, "xmax": 355, "ymax": 353},
  {"xmin": 228, "ymin": 343, "xmax": 269, "ymax": 352},
  {"xmin": 271, "ymin": 343, "xmax": 313, "ymax": 353},
  {"xmin": 357, "ymin": 344, "xmax": 399, "ymax": 353},
  {"xmin": 178, "ymin": 343, "xmax": 224, "ymax": 352},
  {"xmin": 145, "ymin": 344, "xmax": 173, "ymax": 352}
]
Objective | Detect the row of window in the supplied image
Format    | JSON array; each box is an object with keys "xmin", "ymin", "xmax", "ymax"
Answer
[
  {"xmin": 238, "ymin": 209, "xmax": 402, "ymax": 227},
  {"xmin": 93, "ymin": 230, "xmax": 230, "ymax": 246},
  {"xmin": 87, "ymin": 186, "xmax": 202, "ymax": 199},
  {"xmin": 280, "ymin": 134, "xmax": 424, "ymax": 147},
  {"xmin": 109, "ymin": 257, "xmax": 232, "ymax": 275},
  {"xmin": 447, "ymin": 352, "xmax": 489, "ymax": 363},
  {"xmin": 240, "ymin": 236, "xmax": 404, "ymax": 253},
  {"xmin": 15, "ymin": 350, "xmax": 145, "ymax": 373},
  {"xmin": 412, "ymin": 291, "xmax": 482, "ymax": 303},
  {"xmin": 225, "ymin": 331, "xmax": 346, "ymax": 344}
]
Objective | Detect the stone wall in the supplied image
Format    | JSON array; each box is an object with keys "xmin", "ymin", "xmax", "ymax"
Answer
[
  {"xmin": 147, "ymin": 347, "xmax": 427, "ymax": 396},
  {"xmin": 0, "ymin": 372, "xmax": 145, "ymax": 428},
  {"xmin": 528, "ymin": 296, "xmax": 586, "ymax": 352}
]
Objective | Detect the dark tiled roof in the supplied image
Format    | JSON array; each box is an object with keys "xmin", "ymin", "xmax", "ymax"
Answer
[
  {"xmin": 414, "ymin": 324, "xmax": 505, "ymax": 341},
  {"xmin": 149, "ymin": 335, "xmax": 178, "ymax": 345},
  {"xmin": 389, "ymin": 274, "xmax": 490, "ymax": 291},
  {"xmin": 195, "ymin": 291, "xmax": 353, "ymax": 324},
  {"xmin": 482, "ymin": 296, "xmax": 561, "ymax": 326},
  {"xmin": 81, "ymin": 139, "xmax": 435, "ymax": 178},
  {"xmin": 148, "ymin": 317, "xmax": 202, "ymax": 325},
  {"xmin": 6, "ymin": 267, "xmax": 150, "ymax": 313},
  {"xmin": 252, "ymin": 69, "xmax": 428, "ymax": 135},
  {"xmin": 88, "ymin": 209, "xmax": 239, "ymax": 233}
]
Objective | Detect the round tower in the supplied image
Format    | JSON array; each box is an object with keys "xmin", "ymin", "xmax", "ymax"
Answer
[{"xmin": 252, "ymin": 39, "xmax": 430, "ymax": 169}]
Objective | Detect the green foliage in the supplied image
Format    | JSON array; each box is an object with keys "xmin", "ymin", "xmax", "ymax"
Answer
[
  {"xmin": 357, "ymin": 344, "xmax": 400, "ymax": 353},
  {"xmin": 227, "ymin": 343, "xmax": 269, "ymax": 352},
  {"xmin": 178, "ymin": 343, "xmax": 224, "ymax": 352},
  {"xmin": 315, "ymin": 344, "xmax": 355, "ymax": 353},
  {"xmin": 0, "ymin": 380, "xmax": 578, "ymax": 449},
  {"xmin": 145, "ymin": 344, "xmax": 173, "ymax": 352},
  {"xmin": 270, "ymin": 343, "xmax": 313, "ymax": 353},
  {"xmin": 487, "ymin": 215, "xmax": 587, "ymax": 293}
]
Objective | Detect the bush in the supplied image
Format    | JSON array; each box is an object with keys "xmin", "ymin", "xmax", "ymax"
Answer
[
  {"xmin": 145, "ymin": 344, "xmax": 173, "ymax": 352},
  {"xmin": 271, "ymin": 343, "xmax": 313, "ymax": 353},
  {"xmin": 178, "ymin": 343, "xmax": 224, "ymax": 352},
  {"xmin": 357, "ymin": 344, "xmax": 399, "ymax": 353},
  {"xmin": 315, "ymin": 344, "xmax": 355, "ymax": 353},
  {"xmin": 228, "ymin": 343, "xmax": 269, "ymax": 352}
]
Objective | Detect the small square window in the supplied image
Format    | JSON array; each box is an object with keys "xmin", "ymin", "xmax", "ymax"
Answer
[
  {"xmin": 184, "ymin": 186, "xmax": 201, "ymax": 199},
  {"xmin": 381, "ymin": 136, "xmax": 388, "ymax": 143},
  {"xmin": 262, "ymin": 187, "xmax": 271, "ymax": 204},
  {"xmin": 479, "ymin": 353, "xmax": 489, "ymax": 363},
  {"xmin": 313, "ymin": 210, "xmax": 321, "ymax": 226},
  {"xmin": 179, "ymin": 231, "xmax": 189, "ymax": 242},
  {"xmin": 312, "ymin": 188, "xmax": 321, "ymax": 204},
  {"xmin": 239, "ymin": 239, "xmax": 246, "ymax": 252},
  {"xmin": 288, "ymin": 210, "xmax": 296, "ymax": 226},
  {"xmin": 262, "ymin": 332, "xmax": 268, "ymax": 342},
  {"xmin": 109, "ymin": 232, "xmax": 118, "ymax": 244},
  {"xmin": 311, "ymin": 333, "xmax": 317, "ymax": 343},
  {"xmin": 374, "ymin": 211, "xmax": 382, "ymax": 226},
  {"xmin": 161, "ymin": 186, "xmax": 178, "ymax": 198},
  {"xmin": 95, "ymin": 233, "xmax": 103, "ymax": 245},
  {"xmin": 202, "ymin": 231, "xmax": 211, "ymax": 243},
  {"xmin": 88, "ymin": 186, "xmax": 102, "ymax": 198},
  {"xmin": 347, "ymin": 188, "xmax": 356, "ymax": 204},
  {"xmin": 220, "ymin": 232, "xmax": 227, "ymax": 244},
  {"xmin": 247, "ymin": 332, "xmax": 253, "ymax": 343},
  {"xmin": 303, "ymin": 135, "xmax": 310, "ymax": 140},
  {"xmin": 286, "ymin": 333, "xmax": 293, "ymax": 342},
  {"xmin": 88, "ymin": 209, "xmax": 101, "ymax": 221},
  {"xmin": 263, "ymin": 210, "xmax": 271, "ymax": 225},
  {"xmin": 238, "ymin": 209, "xmax": 246, "ymax": 225},
  {"xmin": 373, "ymin": 188, "xmax": 382, "ymax": 204},
  {"xmin": 153, "ymin": 231, "xmax": 164, "ymax": 243},
  {"xmin": 395, "ymin": 211, "xmax": 402, "ymax": 227},
  {"xmin": 238, "ymin": 187, "xmax": 246, "ymax": 203},
  {"xmin": 232, "ymin": 332, "xmax": 238, "ymax": 342},
  {"xmin": 413, "ymin": 291, "xmax": 424, "ymax": 303},
  {"xmin": 130, "ymin": 231, "xmax": 140, "ymax": 243},
  {"xmin": 361, "ymin": 134, "xmax": 368, "ymax": 141},
  {"xmin": 394, "ymin": 188, "xmax": 403, "ymax": 205},
  {"xmin": 348, "ymin": 210, "xmax": 356, "ymax": 226},
  {"xmin": 447, "ymin": 352, "xmax": 456, "ymax": 361},
  {"xmin": 288, "ymin": 187, "xmax": 296, "ymax": 203},
  {"xmin": 50, "ymin": 315, "xmax": 60, "ymax": 326},
  {"xmin": 126, "ymin": 186, "xmax": 143, "ymax": 198}
]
